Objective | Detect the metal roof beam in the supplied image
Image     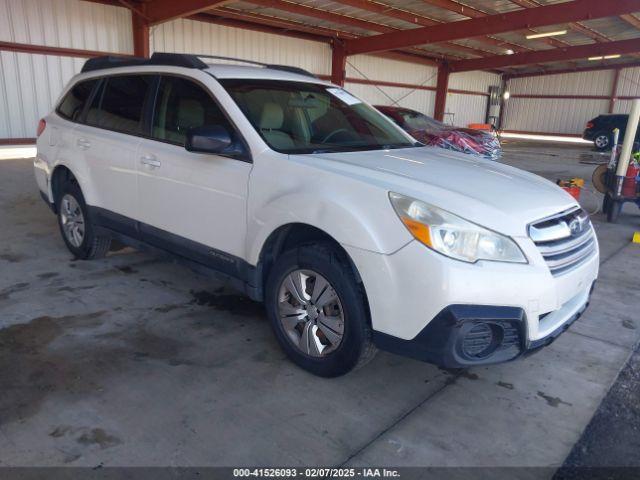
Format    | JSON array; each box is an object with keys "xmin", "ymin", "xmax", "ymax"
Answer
[
  {"xmin": 192, "ymin": 11, "xmax": 441, "ymax": 66},
  {"xmin": 345, "ymin": 0, "xmax": 640, "ymax": 55},
  {"xmin": 146, "ymin": 0, "xmax": 233, "ymax": 26},
  {"xmin": 451, "ymin": 38, "xmax": 640, "ymax": 72},
  {"xmin": 245, "ymin": 0, "xmax": 489, "ymax": 58},
  {"xmin": 504, "ymin": 61, "xmax": 640, "ymax": 79},
  {"xmin": 508, "ymin": 0, "xmax": 611, "ymax": 43},
  {"xmin": 620, "ymin": 13, "xmax": 640, "ymax": 31},
  {"xmin": 334, "ymin": 0, "xmax": 529, "ymax": 54}
]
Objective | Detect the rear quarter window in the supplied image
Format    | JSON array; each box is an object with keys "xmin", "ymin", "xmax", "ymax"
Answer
[{"xmin": 56, "ymin": 79, "xmax": 99, "ymax": 121}]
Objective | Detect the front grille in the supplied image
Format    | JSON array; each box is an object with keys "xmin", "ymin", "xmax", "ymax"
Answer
[{"xmin": 529, "ymin": 208, "xmax": 597, "ymax": 276}]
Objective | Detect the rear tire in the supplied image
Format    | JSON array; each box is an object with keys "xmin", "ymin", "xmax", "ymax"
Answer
[
  {"xmin": 593, "ymin": 132, "xmax": 611, "ymax": 151},
  {"xmin": 265, "ymin": 242, "xmax": 376, "ymax": 377},
  {"xmin": 56, "ymin": 180, "xmax": 111, "ymax": 259}
]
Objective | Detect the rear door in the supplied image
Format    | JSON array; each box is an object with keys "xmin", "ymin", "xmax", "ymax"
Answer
[
  {"xmin": 74, "ymin": 74, "xmax": 156, "ymax": 232},
  {"xmin": 135, "ymin": 75, "xmax": 252, "ymax": 265},
  {"xmin": 38, "ymin": 78, "xmax": 100, "ymax": 195}
]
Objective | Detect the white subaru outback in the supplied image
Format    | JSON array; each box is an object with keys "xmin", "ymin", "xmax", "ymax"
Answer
[{"xmin": 34, "ymin": 53, "xmax": 599, "ymax": 377}]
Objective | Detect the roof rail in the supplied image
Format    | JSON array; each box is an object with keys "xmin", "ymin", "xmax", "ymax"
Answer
[
  {"xmin": 81, "ymin": 53, "xmax": 208, "ymax": 73},
  {"xmin": 194, "ymin": 54, "xmax": 318, "ymax": 79},
  {"xmin": 80, "ymin": 52, "xmax": 318, "ymax": 79}
]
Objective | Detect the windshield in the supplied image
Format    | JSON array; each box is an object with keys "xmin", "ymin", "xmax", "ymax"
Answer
[
  {"xmin": 400, "ymin": 110, "xmax": 445, "ymax": 132},
  {"xmin": 220, "ymin": 79, "xmax": 418, "ymax": 154}
]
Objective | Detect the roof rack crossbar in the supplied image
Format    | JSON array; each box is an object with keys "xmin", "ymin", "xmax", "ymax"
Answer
[{"xmin": 80, "ymin": 52, "xmax": 318, "ymax": 79}]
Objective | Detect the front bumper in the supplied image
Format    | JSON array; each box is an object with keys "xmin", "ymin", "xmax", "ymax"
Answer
[
  {"xmin": 372, "ymin": 283, "xmax": 593, "ymax": 368},
  {"xmin": 344, "ymin": 236, "xmax": 599, "ymax": 368}
]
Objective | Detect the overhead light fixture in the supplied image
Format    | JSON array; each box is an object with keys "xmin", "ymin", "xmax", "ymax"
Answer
[
  {"xmin": 505, "ymin": 49, "xmax": 514, "ymax": 55},
  {"xmin": 503, "ymin": 91, "xmax": 511, "ymax": 100},
  {"xmin": 525, "ymin": 29, "xmax": 567, "ymax": 39},
  {"xmin": 588, "ymin": 54, "xmax": 622, "ymax": 61}
]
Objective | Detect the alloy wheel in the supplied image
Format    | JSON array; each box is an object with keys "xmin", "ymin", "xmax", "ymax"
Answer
[
  {"xmin": 277, "ymin": 269, "xmax": 345, "ymax": 357},
  {"xmin": 60, "ymin": 194, "xmax": 85, "ymax": 248},
  {"xmin": 595, "ymin": 135, "xmax": 609, "ymax": 149}
]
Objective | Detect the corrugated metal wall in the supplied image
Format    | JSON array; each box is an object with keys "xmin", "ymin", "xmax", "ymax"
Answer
[
  {"xmin": 0, "ymin": 0, "xmax": 132, "ymax": 52},
  {"xmin": 344, "ymin": 54, "xmax": 437, "ymax": 114},
  {"xmin": 0, "ymin": 0, "xmax": 132, "ymax": 139},
  {"xmin": 0, "ymin": 52, "xmax": 85, "ymax": 139},
  {"xmin": 507, "ymin": 70, "xmax": 613, "ymax": 96},
  {"xmin": 150, "ymin": 18, "xmax": 331, "ymax": 76},
  {"xmin": 503, "ymin": 68, "xmax": 640, "ymax": 135},
  {"xmin": 503, "ymin": 97, "xmax": 609, "ymax": 134},
  {"xmin": 445, "ymin": 71, "xmax": 500, "ymax": 127},
  {"xmin": 344, "ymin": 56, "xmax": 499, "ymax": 126},
  {"xmin": 613, "ymin": 66, "xmax": 640, "ymax": 114}
]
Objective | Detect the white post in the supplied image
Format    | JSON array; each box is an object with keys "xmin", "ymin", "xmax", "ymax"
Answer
[{"xmin": 615, "ymin": 98, "xmax": 640, "ymax": 178}]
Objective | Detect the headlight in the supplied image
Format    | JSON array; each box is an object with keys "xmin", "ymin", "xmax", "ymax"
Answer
[{"xmin": 389, "ymin": 192, "xmax": 527, "ymax": 264}]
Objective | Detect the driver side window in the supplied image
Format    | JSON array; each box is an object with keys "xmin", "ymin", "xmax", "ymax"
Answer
[{"xmin": 152, "ymin": 76, "xmax": 232, "ymax": 146}]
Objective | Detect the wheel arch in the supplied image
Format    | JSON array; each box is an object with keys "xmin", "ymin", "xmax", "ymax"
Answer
[
  {"xmin": 50, "ymin": 164, "xmax": 78, "ymax": 213},
  {"xmin": 254, "ymin": 223, "xmax": 371, "ymax": 323}
]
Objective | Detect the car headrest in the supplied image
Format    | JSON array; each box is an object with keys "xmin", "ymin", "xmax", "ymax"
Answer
[
  {"xmin": 177, "ymin": 99, "xmax": 204, "ymax": 130},
  {"xmin": 259, "ymin": 102, "xmax": 284, "ymax": 130}
]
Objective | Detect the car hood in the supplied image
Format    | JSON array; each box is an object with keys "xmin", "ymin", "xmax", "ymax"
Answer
[{"xmin": 297, "ymin": 146, "xmax": 577, "ymax": 237}]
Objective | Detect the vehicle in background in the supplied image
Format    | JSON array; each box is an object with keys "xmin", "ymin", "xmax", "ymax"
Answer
[
  {"xmin": 583, "ymin": 114, "xmax": 640, "ymax": 151},
  {"xmin": 375, "ymin": 105, "xmax": 502, "ymax": 160}
]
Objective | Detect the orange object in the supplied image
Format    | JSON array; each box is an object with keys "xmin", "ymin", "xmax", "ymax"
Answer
[
  {"xmin": 622, "ymin": 163, "xmax": 639, "ymax": 198},
  {"xmin": 561, "ymin": 185, "xmax": 581, "ymax": 200},
  {"xmin": 557, "ymin": 178, "xmax": 583, "ymax": 200},
  {"xmin": 467, "ymin": 123, "xmax": 491, "ymax": 131}
]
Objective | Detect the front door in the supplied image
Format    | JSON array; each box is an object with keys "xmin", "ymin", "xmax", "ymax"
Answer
[{"xmin": 135, "ymin": 75, "xmax": 252, "ymax": 267}]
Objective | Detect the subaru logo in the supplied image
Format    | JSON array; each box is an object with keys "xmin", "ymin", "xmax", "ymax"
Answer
[{"xmin": 569, "ymin": 218, "xmax": 582, "ymax": 235}]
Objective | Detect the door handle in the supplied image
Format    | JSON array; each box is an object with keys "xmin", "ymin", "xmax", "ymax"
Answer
[
  {"xmin": 76, "ymin": 138, "xmax": 91, "ymax": 150},
  {"xmin": 140, "ymin": 154, "xmax": 161, "ymax": 168}
]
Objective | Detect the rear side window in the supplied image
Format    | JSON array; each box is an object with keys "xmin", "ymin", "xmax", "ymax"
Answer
[
  {"xmin": 57, "ymin": 79, "xmax": 99, "ymax": 121},
  {"xmin": 86, "ymin": 75, "xmax": 154, "ymax": 135},
  {"xmin": 151, "ymin": 76, "xmax": 232, "ymax": 146}
]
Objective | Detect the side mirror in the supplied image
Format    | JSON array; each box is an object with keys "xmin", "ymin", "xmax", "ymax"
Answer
[{"xmin": 185, "ymin": 125, "xmax": 233, "ymax": 154}]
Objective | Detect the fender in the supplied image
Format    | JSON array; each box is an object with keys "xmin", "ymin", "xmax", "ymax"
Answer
[
  {"xmin": 49, "ymin": 159, "xmax": 95, "ymax": 206},
  {"xmin": 246, "ymin": 190, "xmax": 413, "ymax": 267}
]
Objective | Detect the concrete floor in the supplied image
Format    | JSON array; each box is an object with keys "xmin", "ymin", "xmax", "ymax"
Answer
[{"xmin": 0, "ymin": 140, "xmax": 639, "ymax": 468}]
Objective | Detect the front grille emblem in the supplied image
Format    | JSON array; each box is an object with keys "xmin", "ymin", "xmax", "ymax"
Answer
[{"xmin": 569, "ymin": 218, "xmax": 582, "ymax": 235}]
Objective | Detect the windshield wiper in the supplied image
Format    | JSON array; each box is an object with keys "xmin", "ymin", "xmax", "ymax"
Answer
[
  {"xmin": 309, "ymin": 143, "xmax": 416, "ymax": 154},
  {"xmin": 378, "ymin": 143, "xmax": 417, "ymax": 150}
]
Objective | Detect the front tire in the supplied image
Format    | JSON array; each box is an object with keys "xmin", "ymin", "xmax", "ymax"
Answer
[
  {"xmin": 265, "ymin": 243, "xmax": 376, "ymax": 377},
  {"xmin": 56, "ymin": 181, "xmax": 111, "ymax": 259}
]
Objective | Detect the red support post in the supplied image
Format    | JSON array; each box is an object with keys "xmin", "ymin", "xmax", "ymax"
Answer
[
  {"xmin": 331, "ymin": 41, "xmax": 347, "ymax": 87},
  {"xmin": 132, "ymin": 9, "xmax": 150, "ymax": 58},
  {"xmin": 434, "ymin": 64, "xmax": 450, "ymax": 122},
  {"xmin": 609, "ymin": 68, "xmax": 621, "ymax": 114}
]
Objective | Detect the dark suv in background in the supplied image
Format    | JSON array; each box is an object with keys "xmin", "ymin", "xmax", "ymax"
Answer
[{"xmin": 583, "ymin": 114, "xmax": 638, "ymax": 150}]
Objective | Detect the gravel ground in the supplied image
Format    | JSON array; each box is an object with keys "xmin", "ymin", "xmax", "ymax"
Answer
[{"xmin": 555, "ymin": 344, "xmax": 640, "ymax": 478}]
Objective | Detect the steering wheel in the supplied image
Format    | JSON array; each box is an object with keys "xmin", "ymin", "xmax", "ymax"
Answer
[{"xmin": 322, "ymin": 128, "xmax": 352, "ymax": 144}]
